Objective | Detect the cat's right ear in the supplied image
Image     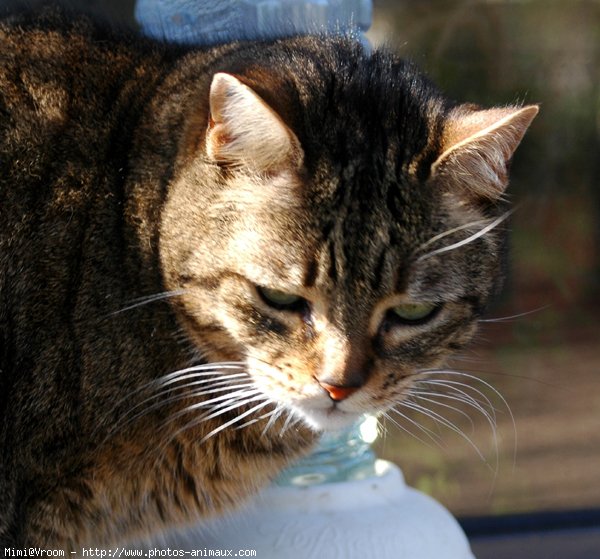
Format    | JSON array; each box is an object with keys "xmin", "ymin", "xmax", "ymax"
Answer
[
  {"xmin": 206, "ymin": 73, "xmax": 303, "ymax": 172},
  {"xmin": 431, "ymin": 104, "xmax": 538, "ymax": 201}
]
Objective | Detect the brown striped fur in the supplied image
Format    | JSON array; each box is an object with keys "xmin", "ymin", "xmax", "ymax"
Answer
[{"xmin": 0, "ymin": 7, "xmax": 537, "ymax": 550}]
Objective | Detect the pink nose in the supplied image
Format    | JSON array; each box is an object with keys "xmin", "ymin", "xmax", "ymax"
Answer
[{"xmin": 318, "ymin": 382, "xmax": 360, "ymax": 402}]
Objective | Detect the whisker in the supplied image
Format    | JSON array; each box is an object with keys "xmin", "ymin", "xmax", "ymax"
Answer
[
  {"xmin": 415, "ymin": 379, "xmax": 499, "ymax": 422},
  {"xmin": 399, "ymin": 400, "xmax": 492, "ymax": 469},
  {"xmin": 234, "ymin": 406, "xmax": 282, "ymax": 431},
  {"xmin": 417, "ymin": 377, "xmax": 503, "ymax": 446},
  {"xmin": 155, "ymin": 362, "xmax": 247, "ymax": 386},
  {"xmin": 478, "ymin": 304, "xmax": 551, "ymax": 323},
  {"xmin": 200, "ymin": 400, "xmax": 274, "ymax": 443},
  {"xmin": 417, "ymin": 209, "xmax": 514, "ymax": 262},
  {"xmin": 156, "ymin": 371, "xmax": 249, "ymax": 390},
  {"xmin": 159, "ymin": 394, "xmax": 269, "ymax": 450},
  {"xmin": 421, "ymin": 369, "xmax": 514, "ymax": 426},
  {"xmin": 386, "ymin": 408, "xmax": 445, "ymax": 449},
  {"xmin": 407, "ymin": 390, "xmax": 477, "ymax": 431},
  {"xmin": 418, "ymin": 218, "xmax": 493, "ymax": 251},
  {"xmin": 131, "ymin": 379, "xmax": 255, "ymax": 419},
  {"xmin": 110, "ymin": 289, "xmax": 188, "ymax": 315},
  {"xmin": 279, "ymin": 411, "xmax": 304, "ymax": 436},
  {"xmin": 408, "ymin": 388, "xmax": 500, "ymax": 465},
  {"xmin": 261, "ymin": 405, "xmax": 287, "ymax": 437},
  {"xmin": 432, "ymin": 366, "xmax": 571, "ymax": 391},
  {"xmin": 416, "ymin": 368, "xmax": 515, "ymax": 470},
  {"xmin": 389, "ymin": 405, "xmax": 446, "ymax": 442},
  {"xmin": 97, "ymin": 362, "xmax": 248, "ymax": 440},
  {"xmin": 416, "ymin": 371, "xmax": 505, "ymax": 414},
  {"xmin": 150, "ymin": 389, "xmax": 265, "ymax": 456},
  {"xmin": 375, "ymin": 414, "xmax": 390, "ymax": 440},
  {"xmin": 115, "ymin": 362, "xmax": 247, "ymax": 407},
  {"xmin": 447, "ymin": 353, "xmax": 488, "ymax": 365},
  {"xmin": 110, "ymin": 379, "xmax": 255, "ymax": 436},
  {"xmin": 168, "ymin": 386, "xmax": 261, "ymax": 422}
]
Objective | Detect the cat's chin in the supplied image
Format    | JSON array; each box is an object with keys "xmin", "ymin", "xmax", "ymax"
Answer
[{"xmin": 293, "ymin": 406, "xmax": 363, "ymax": 432}]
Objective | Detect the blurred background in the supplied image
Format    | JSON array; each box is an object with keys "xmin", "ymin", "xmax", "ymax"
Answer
[
  {"xmin": 3, "ymin": 0, "xmax": 599, "ymax": 525},
  {"xmin": 368, "ymin": 0, "xmax": 600, "ymax": 520}
]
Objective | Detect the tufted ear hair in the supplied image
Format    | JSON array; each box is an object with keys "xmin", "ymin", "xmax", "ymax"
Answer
[
  {"xmin": 431, "ymin": 105, "xmax": 539, "ymax": 201},
  {"xmin": 206, "ymin": 72, "xmax": 303, "ymax": 172}
]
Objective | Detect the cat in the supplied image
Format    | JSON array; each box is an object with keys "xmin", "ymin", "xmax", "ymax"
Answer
[{"xmin": 0, "ymin": 6, "xmax": 537, "ymax": 552}]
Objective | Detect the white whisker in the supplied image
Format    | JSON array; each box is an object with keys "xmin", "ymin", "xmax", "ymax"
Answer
[
  {"xmin": 279, "ymin": 410, "xmax": 303, "ymax": 436},
  {"xmin": 399, "ymin": 400, "xmax": 492, "ymax": 469},
  {"xmin": 110, "ymin": 378, "xmax": 254, "ymax": 436},
  {"xmin": 153, "ymin": 388, "xmax": 264, "ymax": 449},
  {"xmin": 97, "ymin": 361, "xmax": 249, "ymax": 441},
  {"xmin": 420, "ymin": 370, "xmax": 514, "ymax": 424},
  {"xmin": 478, "ymin": 304, "xmax": 551, "ymax": 323},
  {"xmin": 202, "ymin": 393, "xmax": 268, "ymax": 421},
  {"xmin": 111, "ymin": 289, "xmax": 188, "ymax": 315},
  {"xmin": 261, "ymin": 405, "xmax": 288, "ymax": 437},
  {"xmin": 234, "ymin": 406, "xmax": 281, "ymax": 431},
  {"xmin": 200, "ymin": 400, "xmax": 273, "ymax": 443},
  {"xmin": 447, "ymin": 353, "xmax": 488, "ymax": 365},
  {"xmin": 417, "ymin": 209, "xmax": 514, "ymax": 261},
  {"xmin": 407, "ymin": 388, "xmax": 500, "ymax": 470},
  {"xmin": 407, "ymin": 390, "xmax": 477, "ymax": 431},
  {"xmin": 166, "ymin": 380, "xmax": 257, "ymax": 405},
  {"xmin": 155, "ymin": 362, "xmax": 247, "ymax": 386},
  {"xmin": 425, "ymin": 369, "xmax": 516, "ymax": 467},
  {"xmin": 385, "ymin": 408, "xmax": 444, "ymax": 449},
  {"xmin": 417, "ymin": 372, "xmax": 502, "ymax": 413},
  {"xmin": 417, "ymin": 387, "xmax": 497, "ymax": 432},
  {"xmin": 159, "ymin": 394, "xmax": 269, "ymax": 450},
  {"xmin": 418, "ymin": 218, "xmax": 492, "ymax": 251},
  {"xmin": 171, "ymin": 386, "xmax": 260, "ymax": 418},
  {"xmin": 415, "ymin": 379, "xmax": 499, "ymax": 423},
  {"xmin": 115, "ymin": 362, "xmax": 247, "ymax": 407},
  {"xmin": 156, "ymin": 372, "xmax": 249, "ymax": 390}
]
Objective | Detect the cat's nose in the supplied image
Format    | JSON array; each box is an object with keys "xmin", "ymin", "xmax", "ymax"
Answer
[{"xmin": 317, "ymin": 381, "xmax": 360, "ymax": 402}]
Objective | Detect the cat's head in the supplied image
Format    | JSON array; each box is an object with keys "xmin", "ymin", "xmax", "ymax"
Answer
[{"xmin": 160, "ymin": 39, "xmax": 537, "ymax": 431}]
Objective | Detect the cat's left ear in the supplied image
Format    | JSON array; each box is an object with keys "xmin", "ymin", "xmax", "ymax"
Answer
[
  {"xmin": 206, "ymin": 73, "xmax": 303, "ymax": 172},
  {"xmin": 431, "ymin": 105, "xmax": 538, "ymax": 200}
]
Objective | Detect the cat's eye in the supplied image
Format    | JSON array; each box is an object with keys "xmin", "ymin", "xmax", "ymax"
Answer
[
  {"xmin": 257, "ymin": 286, "xmax": 306, "ymax": 312},
  {"xmin": 390, "ymin": 302, "xmax": 440, "ymax": 324}
]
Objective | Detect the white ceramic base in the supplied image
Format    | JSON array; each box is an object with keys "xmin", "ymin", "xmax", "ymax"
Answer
[{"xmin": 161, "ymin": 460, "xmax": 475, "ymax": 558}]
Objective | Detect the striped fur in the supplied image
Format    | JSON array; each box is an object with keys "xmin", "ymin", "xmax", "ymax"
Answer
[{"xmin": 0, "ymin": 7, "xmax": 536, "ymax": 550}]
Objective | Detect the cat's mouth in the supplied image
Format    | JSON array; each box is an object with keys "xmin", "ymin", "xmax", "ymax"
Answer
[
  {"xmin": 244, "ymin": 357, "xmax": 367, "ymax": 431},
  {"xmin": 292, "ymin": 400, "xmax": 364, "ymax": 432}
]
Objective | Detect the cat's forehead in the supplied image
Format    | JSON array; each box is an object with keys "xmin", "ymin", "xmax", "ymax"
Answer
[
  {"xmin": 305, "ymin": 156, "xmax": 436, "ymax": 249},
  {"xmin": 229, "ymin": 171, "xmax": 433, "ymax": 300}
]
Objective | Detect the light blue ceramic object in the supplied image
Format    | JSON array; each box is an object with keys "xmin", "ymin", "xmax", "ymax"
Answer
[
  {"xmin": 156, "ymin": 417, "xmax": 476, "ymax": 558},
  {"xmin": 135, "ymin": 0, "xmax": 372, "ymax": 45}
]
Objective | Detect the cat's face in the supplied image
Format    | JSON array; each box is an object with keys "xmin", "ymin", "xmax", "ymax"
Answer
[{"xmin": 161, "ymin": 49, "xmax": 537, "ymax": 432}]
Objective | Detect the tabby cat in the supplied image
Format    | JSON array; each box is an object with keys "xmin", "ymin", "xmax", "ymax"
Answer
[{"xmin": 0, "ymin": 7, "xmax": 537, "ymax": 551}]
